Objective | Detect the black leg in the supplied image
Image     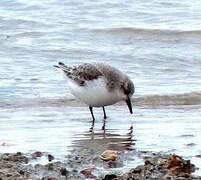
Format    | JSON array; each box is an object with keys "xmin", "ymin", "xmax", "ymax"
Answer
[
  {"xmin": 102, "ymin": 118, "xmax": 106, "ymax": 130},
  {"xmin": 102, "ymin": 107, "xmax": 107, "ymax": 130},
  {"xmin": 89, "ymin": 106, "xmax": 95, "ymax": 132},
  {"xmin": 102, "ymin": 106, "xmax": 107, "ymax": 119},
  {"xmin": 89, "ymin": 106, "xmax": 95, "ymax": 122}
]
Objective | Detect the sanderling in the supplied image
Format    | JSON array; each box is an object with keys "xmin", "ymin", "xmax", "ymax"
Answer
[{"xmin": 54, "ymin": 62, "xmax": 134, "ymax": 122}]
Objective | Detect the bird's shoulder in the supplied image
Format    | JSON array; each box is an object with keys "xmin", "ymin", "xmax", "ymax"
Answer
[{"xmin": 95, "ymin": 63, "xmax": 127, "ymax": 90}]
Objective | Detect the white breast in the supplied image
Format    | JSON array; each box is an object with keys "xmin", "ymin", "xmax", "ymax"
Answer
[{"xmin": 67, "ymin": 78, "xmax": 124, "ymax": 107}]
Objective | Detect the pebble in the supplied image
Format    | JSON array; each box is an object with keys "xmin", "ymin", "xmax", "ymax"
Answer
[
  {"xmin": 48, "ymin": 154, "xmax": 54, "ymax": 162},
  {"xmin": 103, "ymin": 174, "xmax": 117, "ymax": 180},
  {"xmin": 31, "ymin": 151, "xmax": 43, "ymax": 159},
  {"xmin": 100, "ymin": 150, "xmax": 118, "ymax": 161},
  {"xmin": 60, "ymin": 167, "xmax": 69, "ymax": 176}
]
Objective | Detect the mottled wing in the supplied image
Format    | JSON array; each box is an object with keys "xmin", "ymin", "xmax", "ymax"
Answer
[{"xmin": 55, "ymin": 62, "xmax": 103, "ymax": 86}]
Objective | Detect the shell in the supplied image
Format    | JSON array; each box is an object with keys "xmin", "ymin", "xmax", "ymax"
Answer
[{"xmin": 100, "ymin": 150, "xmax": 118, "ymax": 161}]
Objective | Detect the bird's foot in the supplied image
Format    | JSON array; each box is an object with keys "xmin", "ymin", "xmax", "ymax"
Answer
[{"xmin": 89, "ymin": 126, "xmax": 94, "ymax": 132}]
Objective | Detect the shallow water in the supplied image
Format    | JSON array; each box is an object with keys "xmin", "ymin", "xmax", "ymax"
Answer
[
  {"xmin": 1, "ymin": 105, "xmax": 201, "ymax": 175},
  {"xmin": 0, "ymin": 0, "xmax": 201, "ymax": 176}
]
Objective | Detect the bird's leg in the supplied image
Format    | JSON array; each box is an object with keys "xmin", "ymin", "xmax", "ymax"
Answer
[
  {"xmin": 102, "ymin": 118, "xmax": 106, "ymax": 130},
  {"xmin": 102, "ymin": 106, "xmax": 107, "ymax": 119},
  {"xmin": 89, "ymin": 106, "xmax": 95, "ymax": 131},
  {"xmin": 101, "ymin": 107, "xmax": 107, "ymax": 130},
  {"xmin": 89, "ymin": 106, "xmax": 95, "ymax": 121}
]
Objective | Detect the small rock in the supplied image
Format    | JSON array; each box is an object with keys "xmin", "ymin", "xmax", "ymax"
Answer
[
  {"xmin": 48, "ymin": 154, "xmax": 54, "ymax": 162},
  {"xmin": 60, "ymin": 167, "xmax": 69, "ymax": 176},
  {"xmin": 46, "ymin": 163, "xmax": 54, "ymax": 170},
  {"xmin": 72, "ymin": 169, "xmax": 78, "ymax": 173},
  {"xmin": 145, "ymin": 160, "xmax": 154, "ymax": 165},
  {"xmin": 18, "ymin": 170, "xmax": 25, "ymax": 175},
  {"xmin": 80, "ymin": 168, "xmax": 96, "ymax": 179},
  {"xmin": 3, "ymin": 152, "xmax": 29, "ymax": 163},
  {"xmin": 42, "ymin": 176, "xmax": 58, "ymax": 180},
  {"xmin": 100, "ymin": 150, "xmax": 118, "ymax": 161},
  {"xmin": 31, "ymin": 151, "xmax": 43, "ymax": 159},
  {"xmin": 103, "ymin": 174, "xmax": 117, "ymax": 180},
  {"xmin": 16, "ymin": 152, "xmax": 22, "ymax": 155},
  {"xmin": 166, "ymin": 155, "xmax": 184, "ymax": 169},
  {"xmin": 131, "ymin": 166, "xmax": 142, "ymax": 174}
]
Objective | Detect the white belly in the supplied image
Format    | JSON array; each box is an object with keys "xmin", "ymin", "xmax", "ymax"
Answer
[{"xmin": 68, "ymin": 78, "xmax": 123, "ymax": 107}]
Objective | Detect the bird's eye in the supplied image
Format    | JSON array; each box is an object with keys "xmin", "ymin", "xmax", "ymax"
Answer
[
  {"xmin": 124, "ymin": 89, "xmax": 130, "ymax": 95},
  {"xmin": 121, "ymin": 84, "xmax": 130, "ymax": 95}
]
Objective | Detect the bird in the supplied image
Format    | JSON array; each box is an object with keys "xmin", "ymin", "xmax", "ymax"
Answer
[{"xmin": 54, "ymin": 62, "xmax": 135, "ymax": 124}]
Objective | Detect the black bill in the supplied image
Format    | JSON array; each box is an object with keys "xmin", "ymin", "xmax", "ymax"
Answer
[
  {"xmin": 125, "ymin": 97, "xmax": 133, "ymax": 114},
  {"xmin": 53, "ymin": 65, "xmax": 59, "ymax": 68}
]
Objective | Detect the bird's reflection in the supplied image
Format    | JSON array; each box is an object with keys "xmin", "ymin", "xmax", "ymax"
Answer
[
  {"xmin": 72, "ymin": 124, "xmax": 135, "ymax": 152},
  {"xmin": 89, "ymin": 117, "xmax": 106, "ymax": 132}
]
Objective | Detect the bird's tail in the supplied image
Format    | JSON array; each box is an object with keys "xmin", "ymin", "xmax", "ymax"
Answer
[{"xmin": 53, "ymin": 62, "xmax": 71, "ymax": 72}]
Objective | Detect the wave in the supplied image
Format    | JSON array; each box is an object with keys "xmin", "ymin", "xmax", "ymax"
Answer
[
  {"xmin": 93, "ymin": 27, "xmax": 201, "ymax": 37},
  {"xmin": 1, "ymin": 92, "xmax": 201, "ymax": 109},
  {"xmin": 133, "ymin": 92, "xmax": 201, "ymax": 106}
]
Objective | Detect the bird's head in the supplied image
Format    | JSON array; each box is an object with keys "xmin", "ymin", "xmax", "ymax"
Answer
[{"xmin": 120, "ymin": 78, "xmax": 135, "ymax": 114}]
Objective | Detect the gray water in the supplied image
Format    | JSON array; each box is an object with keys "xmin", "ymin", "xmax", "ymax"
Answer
[{"xmin": 1, "ymin": 0, "xmax": 201, "ymax": 175}]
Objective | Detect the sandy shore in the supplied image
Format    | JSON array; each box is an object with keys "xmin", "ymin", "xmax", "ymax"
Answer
[{"xmin": 0, "ymin": 148, "xmax": 200, "ymax": 180}]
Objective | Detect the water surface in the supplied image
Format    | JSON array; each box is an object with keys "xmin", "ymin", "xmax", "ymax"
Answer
[{"xmin": 0, "ymin": 0, "xmax": 201, "ymax": 175}]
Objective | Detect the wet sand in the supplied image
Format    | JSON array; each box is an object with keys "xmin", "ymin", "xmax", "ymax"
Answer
[
  {"xmin": 0, "ymin": 125, "xmax": 200, "ymax": 179},
  {"xmin": 1, "ymin": 104, "xmax": 201, "ymax": 179},
  {"xmin": 0, "ymin": 149, "xmax": 200, "ymax": 180}
]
